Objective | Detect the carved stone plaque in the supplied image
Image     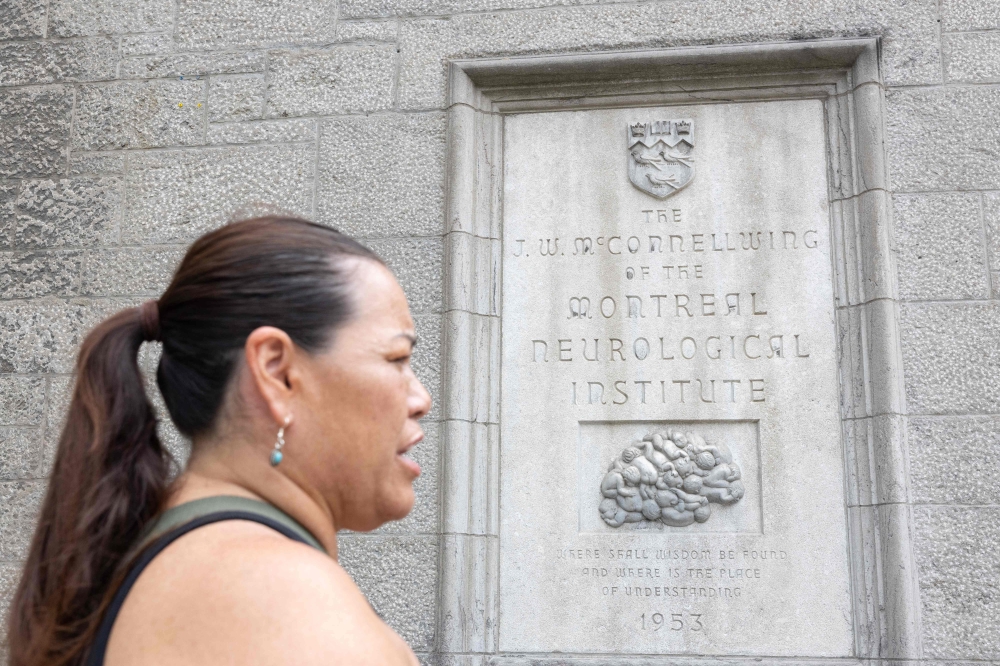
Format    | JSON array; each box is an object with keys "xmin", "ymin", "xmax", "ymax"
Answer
[{"xmin": 500, "ymin": 101, "xmax": 852, "ymax": 655}]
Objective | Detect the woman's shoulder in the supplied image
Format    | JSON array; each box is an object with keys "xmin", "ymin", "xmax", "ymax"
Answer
[{"xmin": 106, "ymin": 520, "xmax": 415, "ymax": 665}]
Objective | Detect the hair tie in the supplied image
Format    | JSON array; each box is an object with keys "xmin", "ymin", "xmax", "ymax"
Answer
[{"xmin": 138, "ymin": 300, "xmax": 161, "ymax": 342}]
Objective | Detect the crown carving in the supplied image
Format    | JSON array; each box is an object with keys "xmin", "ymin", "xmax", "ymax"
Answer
[
  {"xmin": 676, "ymin": 120, "xmax": 692, "ymax": 134},
  {"xmin": 629, "ymin": 123, "xmax": 646, "ymax": 137}
]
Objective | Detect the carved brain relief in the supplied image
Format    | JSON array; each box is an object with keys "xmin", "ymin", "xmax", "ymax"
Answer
[{"xmin": 599, "ymin": 429, "xmax": 744, "ymax": 528}]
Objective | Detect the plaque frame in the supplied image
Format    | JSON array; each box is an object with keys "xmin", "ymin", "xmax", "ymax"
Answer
[{"xmin": 438, "ymin": 38, "xmax": 915, "ymax": 663}]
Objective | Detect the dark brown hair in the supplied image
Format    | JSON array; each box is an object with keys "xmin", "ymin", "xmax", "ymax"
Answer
[{"xmin": 7, "ymin": 216, "xmax": 382, "ymax": 666}]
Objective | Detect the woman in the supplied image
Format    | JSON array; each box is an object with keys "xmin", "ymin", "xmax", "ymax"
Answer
[{"xmin": 7, "ymin": 216, "xmax": 431, "ymax": 665}]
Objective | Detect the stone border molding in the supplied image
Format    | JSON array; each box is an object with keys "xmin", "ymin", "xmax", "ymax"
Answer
[{"xmin": 439, "ymin": 38, "xmax": 919, "ymax": 663}]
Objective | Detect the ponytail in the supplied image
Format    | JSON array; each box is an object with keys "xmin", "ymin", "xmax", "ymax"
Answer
[{"xmin": 7, "ymin": 307, "xmax": 170, "ymax": 666}]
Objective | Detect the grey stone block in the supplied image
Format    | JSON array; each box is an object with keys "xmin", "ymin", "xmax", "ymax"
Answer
[
  {"xmin": 83, "ymin": 247, "xmax": 185, "ymax": 296},
  {"xmin": 914, "ymin": 506, "xmax": 1000, "ymax": 659},
  {"xmin": 338, "ymin": 535, "xmax": 437, "ymax": 650},
  {"xmin": 909, "ymin": 416, "xmax": 1000, "ymax": 505},
  {"xmin": 316, "ymin": 113, "xmax": 445, "ymax": 238},
  {"xmin": 68, "ymin": 153, "xmax": 125, "ymax": 176},
  {"xmin": 0, "ymin": 562, "xmax": 23, "ymax": 634},
  {"xmin": 0, "ymin": 0, "xmax": 46, "ymax": 40},
  {"xmin": 119, "ymin": 33, "xmax": 172, "ymax": 56},
  {"xmin": 397, "ymin": 0, "xmax": 940, "ymax": 109},
  {"xmin": 206, "ymin": 119, "xmax": 315, "ymax": 145},
  {"xmin": 0, "ymin": 87, "xmax": 73, "ymax": 178},
  {"xmin": 119, "ymin": 51, "xmax": 265, "ymax": 79},
  {"xmin": 41, "ymin": 374, "xmax": 74, "ymax": 476},
  {"xmin": 0, "ymin": 182, "xmax": 17, "ymax": 249},
  {"xmin": 0, "ymin": 376, "xmax": 45, "ymax": 426},
  {"xmin": 0, "ymin": 250, "xmax": 83, "ymax": 299},
  {"xmin": 208, "ymin": 74, "xmax": 264, "ymax": 123},
  {"xmin": 984, "ymin": 192, "xmax": 1000, "ymax": 271},
  {"xmin": 366, "ymin": 237, "xmax": 443, "ymax": 315},
  {"xmin": 374, "ymin": 419, "xmax": 439, "ymax": 535},
  {"xmin": 14, "ymin": 177, "xmax": 121, "ymax": 248},
  {"xmin": 123, "ymin": 144, "xmax": 314, "ymax": 244},
  {"xmin": 265, "ymin": 46, "xmax": 396, "ymax": 118},
  {"xmin": 412, "ymin": 314, "xmax": 440, "ymax": 416},
  {"xmin": 0, "ymin": 37, "xmax": 116, "ymax": 86},
  {"xmin": 0, "ymin": 481, "xmax": 45, "ymax": 560},
  {"xmin": 893, "ymin": 193, "xmax": 988, "ymax": 300},
  {"xmin": 887, "ymin": 86, "xmax": 1000, "ymax": 192},
  {"xmin": 944, "ymin": 32, "xmax": 1000, "ymax": 83},
  {"xmin": 900, "ymin": 302, "xmax": 1000, "ymax": 415},
  {"xmin": 942, "ymin": 0, "xmax": 1000, "ymax": 31},
  {"xmin": 73, "ymin": 81, "xmax": 206, "ymax": 151},
  {"xmin": 174, "ymin": 0, "xmax": 335, "ymax": 50},
  {"xmin": 48, "ymin": 0, "xmax": 172, "ymax": 36},
  {"xmin": 0, "ymin": 428, "xmax": 43, "ymax": 479},
  {"xmin": 337, "ymin": 20, "xmax": 399, "ymax": 42},
  {"xmin": 0, "ymin": 299, "xmax": 124, "ymax": 373}
]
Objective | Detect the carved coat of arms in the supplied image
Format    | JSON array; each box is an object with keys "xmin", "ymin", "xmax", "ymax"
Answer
[
  {"xmin": 599, "ymin": 429, "xmax": 743, "ymax": 528},
  {"xmin": 627, "ymin": 120, "xmax": 695, "ymax": 199}
]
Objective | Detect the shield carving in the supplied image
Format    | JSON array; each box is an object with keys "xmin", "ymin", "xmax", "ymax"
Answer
[{"xmin": 627, "ymin": 120, "xmax": 695, "ymax": 199}]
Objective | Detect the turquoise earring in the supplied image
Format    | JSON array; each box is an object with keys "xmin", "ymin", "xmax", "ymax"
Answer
[{"xmin": 270, "ymin": 415, "xmax": 292, "ymax": 467}]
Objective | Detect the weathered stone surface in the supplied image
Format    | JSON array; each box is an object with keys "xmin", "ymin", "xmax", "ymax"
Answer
[
  {"xmin": 374, "ymin": 418, "xmax": 438, "ymax": 534},
  {"xmin": 411, "ymin": 314, "xmax": 440, "ymax": 416},
  {"xmin": 0, "ymin": 481, "xmax": 45, "ymax": 560},
  {"xmin": 41, "ymin": 374, "xmax": 74, "ymax": 476},
  {"xmin": 0, "ymin": 561, "xmax": 23, "ymax": 634},
  {"xmin": 0, "ymin": 182, "xmax": 17, "ymax": 249},
  {"xmin": 0, "ymin": 88, "xmax": 73, "ymax": 178},
  {"xmin": 206, "ymin": 119, "xmax": 315, "ymax": 145},
  {"xmin": 887, "ymin": 86, "xmax": 1000, "ymax": 192},
  {"xmin": 914, "ymin": 506, "xmax": 1000, "ymax": 659},
  {"xmin": 119, "ymin": 33, "xmax": 172, "ymax": 56},
  {"xmin": 984, "ymin": 192, "xmax": 1000, "ymax": 272},
  {"xmin": 208, "ymin": 74, "xmax": 264, "ymax": 123},
  {"xmin": 73, "ymin": 81, "xmax": 206, "ymax": 151},
  {"xmin": 119, "ymin": 51, "xmax": 265, "ymax": 79},
  {"xmin": 0, "ymin": 428, "xmax": 43, "ymax": 480},
  {"xmin": 0, "ymin": 0, "xmax": 46, "ymax": 39},
  {"xmin": 49, "ymin": 0, "xmax": 172, "ymax": 36},
  {"xmin": 317, "ymin": 114, "xmax": 445, "ymax": 238},
  {"xmin": 909, "ymin": 416, "xmax": 1000, "ymax": 505},
  {"xmin": 0, "ymin": 376, "xmax": 45, "ymax": 426},
  {"xmin": 265, "ymin": 46, "xmax": 396, "ymax": 118},
  {"xmin": 337, "ymin": 19, "xmax": 398, "ymax": 42},
  {"xmin": 900, "ymin": 303, "xmax": 1000, "ymax": 415},
  {"xmin": 366, "ymin": 237, "xmax": 442, "ymax": 315},
  {"xmin": 174, "ymin": 0, "xmax": 335, "ymax": 50},
  {"xmin": 0, "ymin": 299, "xmax": 123, "ymax": 373},
  {"xmin": 941, "ymin": 0, "xmax": 1000, "ymax": 31},
  {"xmin": 893, "ymin": 193, "xmax": 988, "ymax": 300},
  {"xmin": 14, "ymin": 177, "xmax": 121, "ymax": 248},
  {"xmin": 0, "ymin": 250, "xmax": 83, "ymax": 298},
  {"xmin": 123, "ymin": 145, "xmax": 314, "ymax": 244},
  {"xmin": 397, "ymin": 0, "xmax": 940, "ymax": 109},
  {"xmin": 944, "ymin": 32, "xmax": 1000, "ymax": 83},
  {"xmin": 338, "ymin": 535, "xmax": 437, "ymax": 651},
  {"xmin": 83, "ymin": 247, "xmax": 185, "ymax": 296},
  {"xmin": 0, "ymin": 37, "xmax": 116, "ymax": 86},
  {"xmin": 68, "ymin": 152, "xmax": 125, "ymax": 176}
]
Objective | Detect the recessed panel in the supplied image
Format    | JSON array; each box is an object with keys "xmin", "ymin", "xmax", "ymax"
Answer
[{"xmin": 499, "ymin": 100, "xmax": 852, "ymax": 655}]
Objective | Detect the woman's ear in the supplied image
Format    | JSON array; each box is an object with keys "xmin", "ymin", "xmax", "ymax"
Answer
[{"xmin": 243, "ymin": 326, "xmax": 298, "ymax": 426}]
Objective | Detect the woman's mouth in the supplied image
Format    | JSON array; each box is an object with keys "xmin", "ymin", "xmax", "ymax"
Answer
[{"xmin": 397, "ymin": 434, "xmax": 423, "ymax": 477}]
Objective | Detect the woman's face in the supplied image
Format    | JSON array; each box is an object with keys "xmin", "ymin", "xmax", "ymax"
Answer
[{"xmin": 293, "ymin": 259, "xmax": 431, "ymax": 531}]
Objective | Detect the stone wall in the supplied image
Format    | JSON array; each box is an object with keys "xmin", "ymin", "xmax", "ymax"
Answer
[{"xmin": 0, "ymin": 0, "xmax": 998, "ymax": 662}]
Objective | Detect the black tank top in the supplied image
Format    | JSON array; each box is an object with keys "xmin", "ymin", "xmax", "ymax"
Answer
[{"xmin": 86, "ymin": 496, "xmax": 324, "ymax": 666}]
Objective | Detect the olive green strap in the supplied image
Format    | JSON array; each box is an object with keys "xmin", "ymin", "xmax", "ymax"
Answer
[{"xmin": 139, "ymin": 495, "xmax": 325, "ymax": 553}]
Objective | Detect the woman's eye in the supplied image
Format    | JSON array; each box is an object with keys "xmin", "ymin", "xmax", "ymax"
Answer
[{"xmin": 391, "ymin": 355, "xmax": 411, "ymax": 365}]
